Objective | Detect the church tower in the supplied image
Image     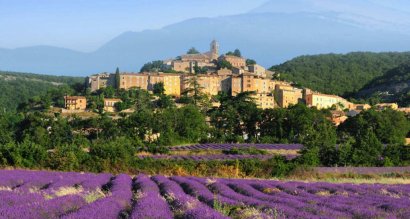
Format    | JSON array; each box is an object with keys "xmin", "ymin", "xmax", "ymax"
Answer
[{"xmin": 210, "ymin": 40, "xmax": 219, "ymax": 60}]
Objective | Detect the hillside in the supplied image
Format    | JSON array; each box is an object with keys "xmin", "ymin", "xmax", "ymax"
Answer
[
  {"xmin": 270, "ymin": 52, "xmax": 410, "ymax": 96},
  {"xmin": 0, "ymin": 71, "xmax": 83, "ymax": 112},
  {"xmin": 357, "ymin": 63, "xmax": 410, "ymax": 106}
]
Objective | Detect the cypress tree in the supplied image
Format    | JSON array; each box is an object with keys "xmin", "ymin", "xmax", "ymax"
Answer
[{"xmin": 115, "ymin": 67, "xmax": 120, "ymax": 89}]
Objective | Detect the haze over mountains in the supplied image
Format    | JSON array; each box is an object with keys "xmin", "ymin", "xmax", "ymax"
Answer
[{"xmin": 1, "ymin": 0, "xmax": 410, "ymax": 76}]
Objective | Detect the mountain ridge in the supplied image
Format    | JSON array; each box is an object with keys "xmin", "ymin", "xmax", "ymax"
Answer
[{"xmin": 1, "ymin": 8, "xmax": 410, "ymax": 75}]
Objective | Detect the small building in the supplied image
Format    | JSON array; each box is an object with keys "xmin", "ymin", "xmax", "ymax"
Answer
[
  {"xmin": 104, "ymin": 98, "xmax": 122, "ymax": 112},
  {"xmin": 354, "ymin": 104, "xmax": 371, "ymax": 111},
  {"xmin": 232, "ymin": 67, "xmax": 246, "ymax": 75},
  {"xmin": 275, "ymin": 85, "xmax": 303, "ymax": 108},
  {"xmin": 276, "ymin": 89, "xmax": 303, "ymax": 108},
  {"xmin": 346, "ymin": 110, "xmax": 361, "ymax": 117},
  {"xmin": 86, "ymin": 73, "xmax": 116, "ymax": 92},
  {"xmin": 219, "ymin": 55, "xmax": 246, "ymax": 68},
  {"xmin": 248, "ymin": 64, "xmax": 266, "ymax": 77},
  {"xmin": 171, "ymin": 60, "xmax": 193, "ymax": 73},
  {"xmin": 330, "ymin": 111, "xmax": 348, "ymax": 126},
  {"xmin": 64, "ymin": 96, "xmax": 87, "ymax": 111},
  {"xmin": 253, "ymin": 93, "xmax": 275, "ymax": 109},
  {"xmin": 375, "ymin": 103, "xmax": 399, "ymax": 110},
  {"xmin": 305, "ymin": 93, "xmax": 353, "ymax": 110},
  {"xmin": 217, "ymin": 68, "xmax": 232, "ymax": 76},
  {"xmin": 398, "ymin": 107, "xmax": 410, "ymax": 115}
]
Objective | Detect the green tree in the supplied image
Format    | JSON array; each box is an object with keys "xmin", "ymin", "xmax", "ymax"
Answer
[
  {"xmin": 155, "ymin": 95, "xmax": 175, "ymax": 109},
  {"xmin": 175, "ymin": 105, "xmax": 207, "ymax": 142},
  {"xmin": 153, "ymin": 82, "xmax": 165, "ymax": 96},
  {"xmin": 226, "ymin": 49, "xmax": 242, "ymax": 57},
  {"xmin": 246, "ymin": 59, "xmax": 256, "ymax": 65},
  {"xmin": 140, "ymin": 60, "xmax": 165, "ymax": 72},
  {"xmin": 187, "ymin": 47, "xmax": 200, "ymax": 54},
  {"xmin": 351, "ymin": 128, "xmax": 384, "ymax": 166},
  {"xmin": 115, "ymin": 67, "xmax": 120, "ymax": 89},
  {"xmin": 217, "ymin": 59, "xmax": 233, "ymax": 70},
  {"xmin": 233, "ymin": 49, "xmax": 242, "ymax": 57},
  {"xmin": 270, "ymin": 52, "xmax": 410, "ymax": 96},
  {"xmin": 181, "ymin": 76, "xmax": 209, "ymax": 109},
  {"xmin": 339, "ymin": 109, "xmax": 409, "ymax": 145}
]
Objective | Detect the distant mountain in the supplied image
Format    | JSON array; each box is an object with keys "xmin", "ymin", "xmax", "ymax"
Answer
[
  {"xmin": 357, "ymin": 63, "xmax": 410, "ymax": 106},
  {"xmin": 271, "ymin": 52, "xmax": 410, "ymax": 96},
  {"xmin": 0, "ymin": 71, "xmax": 83, "ymax": 111},
  {"xmin": 252, "ymin": 0, "xmax": 410, "ymax": 34},
  {"xmin": 1, "ymin": 3, "xmax": 410, "ymax": 75}
]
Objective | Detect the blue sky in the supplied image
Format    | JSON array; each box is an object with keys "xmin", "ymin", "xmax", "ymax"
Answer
[
  {"xmin": 0, "ymin": 0, "xmax": 267, "ymax": 51},
  {"xmin": 1, "ymin": 0, "xmax": 409, "ymax": 52}
]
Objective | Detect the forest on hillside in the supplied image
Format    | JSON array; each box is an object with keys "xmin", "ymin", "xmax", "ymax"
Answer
[
  {"xmin": 270, "ymin": 52, "xmax": 410, "ymax": 98},
  {"xmin": 0, "ymin": 71, "xmax": 84, "ymax": 112},
  {"xmin": 357, "ymin": 63, "xmax": 410, "ymax": 106}
]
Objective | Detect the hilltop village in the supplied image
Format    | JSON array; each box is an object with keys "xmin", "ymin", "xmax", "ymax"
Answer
[{"xmin": 64, "ymin": 40, "xmax": 408, "ymax": 125}]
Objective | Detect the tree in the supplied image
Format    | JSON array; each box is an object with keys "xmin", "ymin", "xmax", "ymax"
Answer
[
  {"xmin": 194, "ymin": 65, "xmax": 208, "ymax": 74},
  {"xmin": 226, "ymin": 49, "xmax": 242, "ymax": 57},
  {"xmin": 187, "ymin": 47, "xmax": 200, "ymax": 54},
  {"xmin": 246, "ymin": 59, "xmax": 256, "ymax": 65},
  {"xmin": 181, "ymin": 76, "xmax": 209, "ymax": 108},
  {"xmin": 140, "ymin": 60, "xmax": 164, "ymax": 72},
  {"xmin": 259, "ymin": 108, "xmax": 287, "ymax": 142},
  {"xmin": 338, "ymin": 109, "xmax": 409, "ymax": 145},
  {"xmin": 233, "ymin": 49, "xmax": 242, "ymax": 57},
  {"xmin": 217, "ymin": 59, "xmax": 233, "ymax": 70},
  {"xmin": 351, "ymin": 128, "xmax": 384, "ymax": 166},
  {"xmin": 115, "ymin": 67, "xmax": 120, "ymax": 89},
  {"xmin": 175, "ymin": 105, "xmax": 208, "ymax": 142},
  {"xmin": 153, "ymin": 82, "xmax": 165, "ymax": 96},
  {"xmin": 155, "ymin": 95, "xmax": 175, "ymax": 109}
]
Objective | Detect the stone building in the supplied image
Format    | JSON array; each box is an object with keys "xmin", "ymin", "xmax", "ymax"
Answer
[
  {"xmin": 375, "ymin": 103, "xmax": 399, "ymax": 110},
  {"xmin": 219, "ymin": 55, "xmax": 246, "ymax": 68},
  {"xmin": 64, "ymin": 96, "xmax": 87, "ymax": 111},
  {"xmin": 87, "ymin": 73, "xmax": 116, "ymax": 92},
  {"xmin": 275, "ymin": 85, "xmax": 303, "ymax": 108},
  {"xmin": 171, "ymin": 40, "xmax": 220, "ymax": 73},
  {"xmin": 119, "ymin": 73, "xmax": 149, "ymax": 90},
  {"xmin": 248, "ymin": 64, "xmax": 267, "ymax": 77},
  {"xmin": 149, "ymin": 73, "xmax": 181, "ymax": 97},
  {"xmin": 104, "ymin": 98, "xmax": 122, "ymax": 112},
  {"xmin": 305, "ymin": 93, "xmax": 353, "ymax": 110},
  {"xmin": 252, "ymin": 93, "xmax": 275, "ymax": 109},
  {"xmin": 180, "ymin": 74, "xmax": 230, "ymax": 97}
]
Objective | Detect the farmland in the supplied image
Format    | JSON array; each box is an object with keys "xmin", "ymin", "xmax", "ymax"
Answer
[{"xmin": 1, "ymin": 169, "xmax": 410, "ymax": 219}]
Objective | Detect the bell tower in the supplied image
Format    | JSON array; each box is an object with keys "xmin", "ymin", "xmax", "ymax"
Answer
[{"xmin": 210, "ymin": 39, "xmax": 219, "ymax": 60}]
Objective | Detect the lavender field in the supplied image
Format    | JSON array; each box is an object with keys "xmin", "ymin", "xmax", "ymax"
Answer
[
  {"xmin": 137, "ymin": 154, "xmax": 298, "ymax": 161},
  {"xmin": 170, "ymin": 144, "xmax": 304, "ymax": 151},
  {"xmin": 1, "ymin": 170, "xmax": 410, "ymax": 219}
]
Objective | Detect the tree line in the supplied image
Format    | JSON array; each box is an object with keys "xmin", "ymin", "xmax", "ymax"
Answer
[{"xmin": 0, "ymin": 82, "xmax": 409, "ymax": 175}]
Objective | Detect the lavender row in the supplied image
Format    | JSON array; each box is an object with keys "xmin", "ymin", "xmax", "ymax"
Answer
[
  {"xmin": 1, "ymin": 169, "xmax": 410, "ymax": 218},
  {"xmin": 170, "ymin": 143, "xmax": 304, "ymax": 151},
  {"xmin": 130, "ymin": 174, "xmax": 173, "ymax": 219},
  {"xmin": 138, "ymin": 154, "xmax": 298, "ymax": 161},
  {"xmin": 315, "ymin": 166, "xmax": 410, "ymax": 174},
  {"xmin": 0, "ymin": 169, "xmax": 112, "ymax": 192},
  {"xmin": 152, "ymin": 175, "xmax": 229, "ymax": 219},
  {"xmin": 63, "ymin": 174, "xmax": 133, "ymax": 219}
]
